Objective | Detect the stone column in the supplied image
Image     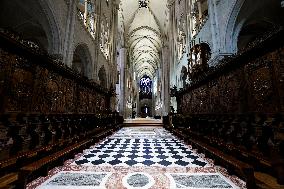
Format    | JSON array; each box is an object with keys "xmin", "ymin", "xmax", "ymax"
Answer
[
  {"xmin": 110, "ymin": 2, "xmax": 119, "ymax": 86},
  {"xmin": 161, "ymin": 45, "xmax": 170, "ymax": 116},
  {"xmin": 62, "ymin": 0, "xmax": 77, "ymax": 67},
  {"xmin": 119, "ymin": 47, "xmax": 127, "ymax": 117},
  {"xmin": 94, "ymin": 0, "xmax": 102, "ymax": 81},
  {"xmin": 84, "ymin": 0, "xmax": 88, "ymax": 25},
  {"xmin": 185, "ymin": 0, "xmax": 191, "ymax": 51},
  {"xmin": 197, "ymin": 0, "xmax": 202, "ymax": 23},
  {"xmin": 208, "ymin": 0, "xmax": 221, "ymax": 62},
  {"xmin": 168, "ymin": 1, "xmax": 176, "ymax": 86}
]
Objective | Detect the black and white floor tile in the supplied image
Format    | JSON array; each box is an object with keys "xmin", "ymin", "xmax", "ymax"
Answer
[
  {"xmin": 29, "ymin": 127, "xmax": 245, "ymax": 189},
  {"xmin": 73, "ymin": 128, "xmax": 208, "ymax": 168}
]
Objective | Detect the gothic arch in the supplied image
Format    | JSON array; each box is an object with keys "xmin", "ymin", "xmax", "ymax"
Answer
[
  {"xmin": 237, "ymin": 20, "xmax": 276, "ymax": 51},
  {"xmin": 223, "ymin": 0, "xmax": 246, "ymax": 54},
  {"xmin": 38, "ymin": 0, "xmax": 62, "ymax": 55},
  {"xmin": 0, "ymin": 0, "xmax": 62, "ymax": 55},
  {"xmin": 72, "ymin": 44, "xmax": 93, "ymax": 79},
  {"xmin": 224, "ymin": 0, "xmax": 284, "ymax": 54}
]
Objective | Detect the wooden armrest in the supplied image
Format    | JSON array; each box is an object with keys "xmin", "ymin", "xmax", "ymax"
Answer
[{"xmin": 0, "ymin": 173, "xmax": 18, "ymax": 188}]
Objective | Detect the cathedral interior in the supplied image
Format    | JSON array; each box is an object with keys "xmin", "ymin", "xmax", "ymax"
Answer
[{"xmin": 0, "ymin": 0, "xmax": 284, "ymax": 188}]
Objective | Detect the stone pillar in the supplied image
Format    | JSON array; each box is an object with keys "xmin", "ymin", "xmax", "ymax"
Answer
[
  {"xmin": 62, "ymin": 0, "xmax": 77, "ymax": 67},
  {"xmin": 161, "ymin": 45, "xmax": 170, "ymax": 116},
  {"xmin": 208, "ymin": 0, "xmax": 221, "ymax": 60},
  {"xmin": 197, "ymin": 0, "xmax": 202, "ymax": 23},
  {"xmin": 93, "ymin": 0, "xmax": 102, "ymax": 81},
  {"xmin": 110, "ymin": 2, "xmax": 119, "ymax": 86},
  {"xmin": 185, "ymin": 0, "xmax": 190, "ymax": 51},
  {"xmin": 168, "ymin": 1, "xmax": 176, "ymax": 86},
  {"xmin": 119, "ymin": 47, "xmax": 127, "ymax": 117},
  {"xmin": 84, "ymin": 0, "xmax": 88, "ymax": 25}
]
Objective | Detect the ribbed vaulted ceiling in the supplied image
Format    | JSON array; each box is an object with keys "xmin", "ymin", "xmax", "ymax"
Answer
[{"xmin": 119, "ymin": 0, "xmax": 168, "ymax": 79}]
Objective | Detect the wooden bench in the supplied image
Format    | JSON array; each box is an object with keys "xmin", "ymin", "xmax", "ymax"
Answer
[
  {"xmin": 181, "ymin": 127, "xmax": 273, "ymax": 174},
  {"xmin": 0, "ymin": 136, "xmax": 74, "ymax": 177},
  {"xmin": 175, "ymin": 127, "xmax": 273, "ymax": 174},
  {"xmin": 0, "ymin": 173, "xmax": 18, "ymax": 189},
  {"xmin": 17, "ymin": 127, "xmax": 116, "ymax": 188},
  {"xmin": 18, "ymin": 138, "xmax": 93, "ymax": 189},
  {"xmin": 203, "ymin": 135, "xmax": 273, "ymax": 171},
  {"xmin": 172, "ymin": 129, "xmax": 255, "ymax": 189}
]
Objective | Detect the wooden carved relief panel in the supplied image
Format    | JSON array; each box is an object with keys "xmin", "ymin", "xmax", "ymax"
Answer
[
  {"xmin": 245, "ymin": 57, "xmax": 276, "ymax": 113},
  {"xmin": 7, "ymin": 56, "xmax": 34, "ymax": 112},
  {"xmin": 89, "ymin": 92, "xmax": 98, "ymax": 113},
  {"xmin": 31, "ymin": 67, "xmax": 49, "ymax": 113},
  {"xmin": 271, "ymin": 47, "xmax": 284, "ymax": 111},
  {"xmin": 78, "ymin": 86, "xmax": 89, "ymax": 113},
  {"xmin": 0, "ymin": 49, "xmax": 13, "ymax": 111},
  {"xmin": 208, "ymin": 81, "xmax": 219, "ymax": 113},
  {"xmin": 218, "ymin": 70, "xmax": 242, "ymax": 113},
  {"xmin": 62, "ymin": 79, "xmax": 75, "ymax": 113},
  {"xmin": 0, "ymin": 48, "xmax": 110, "ymax": 114},
  {"xmin": 46, "ymin": 78, "xmax": 59, "ymax": 112},
  {"xmin": 178, "ymin": 43, "xmax": 283, "ymax": 115}
]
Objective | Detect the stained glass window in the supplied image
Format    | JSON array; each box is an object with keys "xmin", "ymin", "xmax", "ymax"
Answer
[
  {"xmin": 140, "ymin": 75, "xmax": 152, "ymax": 94},
  {"xmin": 139, "ymin": 0, "xmax": 149, "ymax": 8}
]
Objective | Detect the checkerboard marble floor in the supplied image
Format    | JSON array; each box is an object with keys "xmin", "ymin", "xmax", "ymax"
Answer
[{"xmin": 27, "ymin": 127, "xmax": 246, "ymax": 189}]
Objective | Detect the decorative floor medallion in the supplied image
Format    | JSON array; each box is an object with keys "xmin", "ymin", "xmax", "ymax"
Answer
[{"xmin": 122, "ymin": 172, "xmax": 154, "ymax": 189}]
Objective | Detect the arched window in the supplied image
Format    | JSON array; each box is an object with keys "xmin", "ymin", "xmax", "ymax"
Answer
[
  {"xmin": 72, "ymin": 44, "xmax": 92, "ymax": 79},
  {"xmin": 139, "ymin": 75, "xmax": 152, "ymax": 99},
  {"xmin": 139, "ymin": 0, "xmax": 149, "ymax": 8},
  {"xmin": 188, "ymin": 0, "xmax": 208, "ymax": 37},
  {"xmin": 77, "ymin": 0, "xmax": 97, "ymax": 38}
]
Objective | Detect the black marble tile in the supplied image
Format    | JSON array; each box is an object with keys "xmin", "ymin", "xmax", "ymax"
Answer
[
  {"xmin": 125, "ymin": 160, "xmax": 138, "ymax": 166},
  {"xmin": 143, "ymin": 154, "xmax": 154, "ymax": 159},
  {"xmin": 128, "ymin": 154, "xmax": 139, "ymax": 159},
  {"xmin": 172, "ymin": 154, "xmax": 183, "ymax": 159},
  {"xmin": 158, "ymin": 160, "xmax": 172, "ymax": 166},
  {"xmin": 84, "ymin": 154, "xmax": 95, "ymax": 158},
  {"xmin": 113, "ymin": 154, "xmax": 124, "ymax": 159},
  {"xmin": 98, "ymin": 154, "xmax": 110, "ymax": 158},
  {"xmin": 91, "ymin": 159, "xmax": 105, "ymax": 165},
  {"xmin": 108, "ymin": 159, "xmax": 122, "ymax": 165},
  {"xmin": 175, "ymin": 160, "xmax": 190, "ymax": 166},
  {"xmin": 75, "ymin": 159, "xmax": 89, "ymax": 165},
  {"xmin": 191, "ymin": 160, "xmax": 207, "ymax": 167},
  {"xmin": 186, "ymin": 154, "xmax": 199, "ymax": 159},
  {"xmin": 103, "ymin": 150, "xmax": 113, "ymax": 153},
  {"xmin": 142, "ymin": 160, "xmax": 155, "ymax": 166},
  {"xmin": 90, "ymin": 150, "xmax": 101, "ymax": 153},
  {"xmin": 156, "ymin": 154, "xmax": 168, "ymax": 159}
]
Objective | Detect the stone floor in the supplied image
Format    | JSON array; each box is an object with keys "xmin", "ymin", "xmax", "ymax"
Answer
[{"xmin": 27, "ymin": 127, "xmax": 246, "ymax": 189}]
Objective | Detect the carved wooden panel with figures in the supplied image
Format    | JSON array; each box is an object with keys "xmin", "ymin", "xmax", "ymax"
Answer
[{"xmin": 0, "ymin": 31, "xmax": 110, "ymax": 114}]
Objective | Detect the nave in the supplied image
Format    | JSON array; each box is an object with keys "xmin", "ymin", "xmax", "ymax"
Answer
[{"xmin": 27, "ymin": 127, "xmax": 245, "ymax": 189}]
